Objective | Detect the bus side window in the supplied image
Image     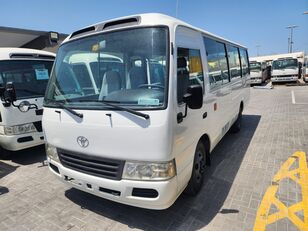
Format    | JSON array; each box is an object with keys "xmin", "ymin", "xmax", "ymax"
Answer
[
  {"xmin": 203, "ymin": 37, "xmax": 229, "ymax": 87},
  {"xmin": 226, "ymin": 44, "xmax": 241, "ymax": 79},
  {"xmin": 240, "ymin": 48, "xmax": 249, "ymax": 76},
  {"xmin": 177, "ymin": 47, "xmax": 204, "ymax": 104}
]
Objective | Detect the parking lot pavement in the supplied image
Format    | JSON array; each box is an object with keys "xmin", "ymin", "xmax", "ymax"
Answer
[{"xmin": 0, "ymin": 85, "xmax": 308, "ymax": 231}]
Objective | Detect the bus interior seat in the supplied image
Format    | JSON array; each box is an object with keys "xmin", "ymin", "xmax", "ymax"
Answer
[
  {"xmin": 150, "ymin": 65, "xmax": 165, "ymax": 85},
  {"xmin": 128, "ymin": 66, "xmax": 147, "ymax": 89},
  {"xmin": 57, "ymin": 63, "xmax": 80, "ymax": 93},
  {"xmin": 177, "ymin": 57, "xmax": 189, "ymax": 102},
  {"xmin": 98, "ymin": 70, "xmax": 121, "ymax": 100}
]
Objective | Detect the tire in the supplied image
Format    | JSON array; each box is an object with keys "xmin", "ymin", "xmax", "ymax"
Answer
[
  {"xmin": 230, "ymin": 107, "xmax": 243, "ymax": 133},
  {"xmin": 185, "ymin": 142, "xmax": 207, "ymax": 196}
]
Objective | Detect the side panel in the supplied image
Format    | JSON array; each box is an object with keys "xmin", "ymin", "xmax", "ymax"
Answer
[{"xmin": 172, "ymin": 27, "xmax": 251, "ymax": 192}]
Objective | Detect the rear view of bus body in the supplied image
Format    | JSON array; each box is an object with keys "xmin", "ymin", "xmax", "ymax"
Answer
[
  {"xmin": 43, "ymin": 14, "xmax": 250, "ymax": 209},
  {"xmin": 0, "ymin": 48, "xmax": 55, "ymax": 152}
]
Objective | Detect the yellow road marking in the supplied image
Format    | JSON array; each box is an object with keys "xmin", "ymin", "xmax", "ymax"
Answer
[{"xmin": 253, "ymin": 151, "xmax": 308, "ymax": 231}]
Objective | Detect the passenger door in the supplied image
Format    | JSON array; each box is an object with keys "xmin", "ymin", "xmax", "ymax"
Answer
[{"xmin": 173, "ymin": 27, "xmax": 210, "ymax": 188}]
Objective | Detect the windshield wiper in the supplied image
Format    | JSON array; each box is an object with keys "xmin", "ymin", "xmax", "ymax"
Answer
[
  {"xmin": 52, "ymin": 101, "xmax": 83, "ymax": 118},
  {"xmin": 77, "ymin": 99, "xmax": 150, "ymax": 120}
]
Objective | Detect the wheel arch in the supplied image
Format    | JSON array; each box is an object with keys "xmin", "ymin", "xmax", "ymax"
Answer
[{"xmin": 199, "ymin": 133, "xmax": 211, "ymax": 154}]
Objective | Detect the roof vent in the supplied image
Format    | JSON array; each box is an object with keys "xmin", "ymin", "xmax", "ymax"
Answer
[
  {"xmin": 103, "ymin": 17, "xmax": 139, "ymax": 30},
  {"xmin": 10, "ymin": 53, "xmax": 55, "ymax": 60},
  {"xmin": 70, "ymin": 26, "xmax": 96, "ymax": 39}
]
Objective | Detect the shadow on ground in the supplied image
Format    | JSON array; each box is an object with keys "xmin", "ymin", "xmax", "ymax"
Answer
[
  {"xmin": 1, "ymin": 145, "xmax": 46, "ymax": 166},
  {"xmin": 0, "ymin": 186, "xmax": 9, "ymax": 195},
  {"xmin": 65, "ymin": 114, "xmax": 261, "ymax": 230},
  {"xmin": 0, "ymin": 161, "xmax": 18, "ymax": 179}
]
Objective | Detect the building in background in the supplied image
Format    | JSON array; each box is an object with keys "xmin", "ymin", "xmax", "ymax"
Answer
[{"xmin": 0, "ymin": 26, "xmax": 68, "ymax": 52}]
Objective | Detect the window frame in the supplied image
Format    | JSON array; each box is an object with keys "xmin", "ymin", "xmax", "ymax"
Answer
[
  {"xmin": 239, "ymin": 48, "xmax": 250, "ymax": 77},
  {"xmin": 203, "ymin": 36, "xmax": 231, "ymax": 89},
  {"xmin": 44, "ymin": 26, "xmax": 171, "ymax": 111},
  {"xmin": 226, "ymin": 44, "xmax": 242, "ymax": 80},
  {"xmin": 176, "ymin": 47, "xmax": 205, "ymax": 105}
]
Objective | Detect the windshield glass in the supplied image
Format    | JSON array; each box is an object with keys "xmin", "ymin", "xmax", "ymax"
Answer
[
  {"xmin": 249, "ymin": 62, "xmax": 261, "ymax": 72},
  {"xmin": 0, "ymin": 60, "xmax": 54, "ymax": 99},
  {"xmin": 272, "ymin": 59, "xmax": 298, "ymax": 70},
  {"xmin": 44, "ymin": 27, "xmax": 169, "ymax": 109}
]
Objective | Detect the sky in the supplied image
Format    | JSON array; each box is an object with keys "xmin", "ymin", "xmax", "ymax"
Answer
[{"xmin": 1, "ymin": 0, "xmax": 307, "ymax": 57}]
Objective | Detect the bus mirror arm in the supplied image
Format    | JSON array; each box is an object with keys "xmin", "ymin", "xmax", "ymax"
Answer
[
  {"xmin": 11, "ymin": 100, "xmax": 38, "ymax": 112},
  {"xmin": 0, "ymin": 82, "xmax": 38, "ymax": 111},
  {"xmin": 177, "ymin": 94, "xmax": 191, "ymax": 123}
]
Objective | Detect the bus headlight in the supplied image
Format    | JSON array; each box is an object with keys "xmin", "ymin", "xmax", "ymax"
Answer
[
  {"xmin": 4, "ymin": 123, "xmax": 36, "ymax": 135},
  {"xmin": 122, "ymin": 160, "xmax": 176, "ymax": 181},
  {"xmin": 46, "ymin": 143, "xmax": 59, "ymax": 162}
]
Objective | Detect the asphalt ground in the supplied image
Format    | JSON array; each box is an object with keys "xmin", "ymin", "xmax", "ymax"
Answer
[{"xmin": 0, "ymin": 85, "xmax": 308, "ymax": 231}]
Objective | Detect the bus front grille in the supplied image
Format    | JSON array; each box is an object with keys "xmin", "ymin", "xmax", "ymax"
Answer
[{"xmin": 57, "ymin": 149, "xmax": 125, "ymax": 180}]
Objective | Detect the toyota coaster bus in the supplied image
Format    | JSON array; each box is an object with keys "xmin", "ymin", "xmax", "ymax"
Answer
[
  {"xmin": 43, "ymin": 13, "xmax": 250, "ymax": 209},
  {"xmin": 271, "ymin": 57, "xmax": 300, "ymax": 83},
  {"xmin": 0, "ymin": 48, "xmax": 55, "ymax": 155},
  {"xmin": 249, "ymin": 60, "xmax": 269, "ymax": 84}
]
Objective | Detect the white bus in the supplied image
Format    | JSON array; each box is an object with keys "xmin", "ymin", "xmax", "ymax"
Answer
[
  {"xmin": 271, "ymin": 57, "xmax": 300, "ymax": 83},
  {"xmin": 43, "ymin": 13, "xmax": 250, "ymax": 209},
  {"xmin": 249, "ymin": 60, "xmax": 269, "ymax": 84},
  {"xmin": 303, "ymin": 56, "xmax": 308, "ymax": 82},
  {"xmin": 0, "ymin": 48, "xmax": 55, "ymax": 155}
]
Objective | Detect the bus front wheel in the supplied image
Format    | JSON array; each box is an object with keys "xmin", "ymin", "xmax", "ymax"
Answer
[{"xmin": 185, "ymin": 142, "xmax": 206, "ymax": 196}]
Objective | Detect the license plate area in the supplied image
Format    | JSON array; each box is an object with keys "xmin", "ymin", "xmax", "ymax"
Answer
[{"xmin": 64, "ymin": 175, "xmax": 82, "ymax": 186}]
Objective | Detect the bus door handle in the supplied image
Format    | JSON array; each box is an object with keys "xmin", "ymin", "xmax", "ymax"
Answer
[{"xmin": 202, "ymin": 112, "xmax": 207, "ymax": 119}]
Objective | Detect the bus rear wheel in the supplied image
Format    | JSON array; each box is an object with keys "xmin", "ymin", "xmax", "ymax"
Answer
[{"xmin": 185, "ymin": 142, "xmax": 207, "ymax": 196}]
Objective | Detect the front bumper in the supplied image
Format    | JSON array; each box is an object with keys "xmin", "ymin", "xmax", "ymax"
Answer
[
  {"xmin": 0, "ymin": 132, "xmax": 44, "ymax": 151},
  {"xmin": 250, "ymin": 78, "xmax": 262, "ymax": 84},
  {"xmin": 271, "ymin": 76, "xmax": 298, "ymax": 82},
  {"xmin": 48, "ymin": 158, "xmax": 180, "ymax": 210}
]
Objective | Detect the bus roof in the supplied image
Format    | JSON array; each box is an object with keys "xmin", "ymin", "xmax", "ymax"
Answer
[
  {"xmin": 62, "ymin": 13, "xmax": 247, "ymax": 49},
  {"xmin": 0, "ymin": 47, "xmax": 55, "ymax": 60}
]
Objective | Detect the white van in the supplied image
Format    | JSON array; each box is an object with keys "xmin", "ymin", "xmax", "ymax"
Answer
[
  {"xmin": 0, "ymin": 48, "xmax": 55, "ymax": 154},
  {"xmin": 43, "ymin": 13, "xmax": 250, "ymax": 209}
]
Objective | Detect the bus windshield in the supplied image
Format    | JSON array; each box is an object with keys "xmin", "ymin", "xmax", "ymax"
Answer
[
  {"xmin": 272, "ymin": 59, "xmax": 298, "ymax": 70},
  {"xmin": 249, "ymin": 62, "xmax": 261, "ymax": 72},
  {"xmin": 44, "ymin": 27, "xmax": 169, "ymax": 109},
  {"xmin": 0, "ymin": 60, "xmax": 54, "ymax": 100}
]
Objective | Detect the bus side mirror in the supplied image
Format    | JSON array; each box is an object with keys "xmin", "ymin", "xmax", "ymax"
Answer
[
  {"xmin": 5, "ymin": 82, "xmax": 17, "ymax": 102},
  {"xmin": 183, "ymin": 85, "xmax": 203, "ymax": 109}
]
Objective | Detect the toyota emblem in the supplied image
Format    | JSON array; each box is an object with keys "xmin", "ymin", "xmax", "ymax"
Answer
[{"xmin": 77, "ymin": 136, "xmax": 89, "ymax": 148}]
